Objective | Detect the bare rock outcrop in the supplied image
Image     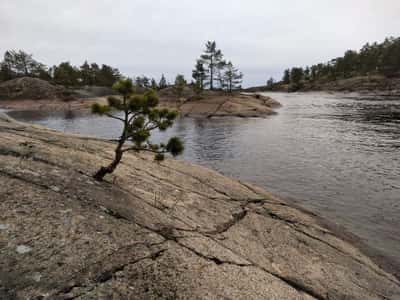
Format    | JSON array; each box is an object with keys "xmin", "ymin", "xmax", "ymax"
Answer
[
  {"xmin": 160, "ymin": 93, "xmax": 281, "ymax": 118},
  {"xmin": 0, "ymin": 117, "xmax": 399, "ymax": 299},
  {"xmin": 0, "ymin": 77, "xmax": 74, "ymax": 101}
]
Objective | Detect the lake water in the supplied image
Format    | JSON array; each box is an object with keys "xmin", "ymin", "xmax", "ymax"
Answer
[{"xmin": 5, "ymin": 92, "xmax": 400, "ymax": 270}]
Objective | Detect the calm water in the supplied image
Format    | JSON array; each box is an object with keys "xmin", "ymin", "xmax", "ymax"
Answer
[{"xmin": 5, "ymin": 92, "xmax": 400, "ymax": 266}]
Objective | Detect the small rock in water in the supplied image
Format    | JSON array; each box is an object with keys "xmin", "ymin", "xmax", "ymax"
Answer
[
  {"xmin": 16, "ymin": 245, "xmax": 32, "ymax": 254},
  {"xmin": 0, "ymin": 224, "xmax": 9, "ymax": 230}
]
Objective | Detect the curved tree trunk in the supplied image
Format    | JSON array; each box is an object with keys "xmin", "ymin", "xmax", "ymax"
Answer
[{"xmin": 93, "ymin": 142, "xmax": 124, "ymax": 181}]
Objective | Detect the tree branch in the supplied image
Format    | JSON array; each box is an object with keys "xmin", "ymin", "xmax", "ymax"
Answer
[
  {"xmin": 128, "ymin": 112, "xmax": 141, "ymax": 123},
  {"xmin": 121, "ymin": 146, "xmax": 166, "ymax": 154},
  {"xmin": 104, "ymin": 113, "xmax": 125, "ymax": 122}
]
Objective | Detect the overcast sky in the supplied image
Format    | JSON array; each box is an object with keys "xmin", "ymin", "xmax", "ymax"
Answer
[{"xmin": 1, "ymin": 0, "xmax": 400, "ymax": 87}]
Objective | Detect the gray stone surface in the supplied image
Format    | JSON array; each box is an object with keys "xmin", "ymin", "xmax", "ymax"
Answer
[{"xmin": 0, "ymin": 117, "xmax": 399, "ymax": 299}]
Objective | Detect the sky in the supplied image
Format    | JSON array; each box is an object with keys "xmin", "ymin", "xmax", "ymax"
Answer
[{"xmin": 1, "ymin": 0, "xmax": 400, "ymax": 87}]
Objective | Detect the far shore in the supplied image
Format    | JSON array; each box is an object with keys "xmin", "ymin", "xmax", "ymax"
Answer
[{"xmin": 245, "ymin": 75, "xmax": 400, "ymax": 97}]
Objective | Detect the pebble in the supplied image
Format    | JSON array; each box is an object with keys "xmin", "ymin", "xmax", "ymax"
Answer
[
  {"xmin": 0, "ymin": 224, "xmax": 9, "ymax": 230},
  {"xmin": 50, "ymin": 186, "xmax": 60, "ymax": 192},
  {"xmin": 32, "ymin": 272, "xmax": 42, "ymax": 282},
  {"xmin": 16, "ymin": 245, "xmax": 32, "ymax": 254}
]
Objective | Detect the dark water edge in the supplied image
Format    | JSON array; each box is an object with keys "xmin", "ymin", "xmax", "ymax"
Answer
[{"xmin": 3, "ymin": 91, "xmax": 400, "ymax": 279}]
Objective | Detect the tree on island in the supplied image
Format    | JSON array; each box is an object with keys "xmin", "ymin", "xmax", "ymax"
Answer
[
  {"xmin": 79, "ymin": 61, "xmax": 92, "ymax": 85},
  {"xmin": 200, "ymin": 41, "xmax": 225, "ymax": 90},
  {"xmin": 53, "ymin": 62, "xmax": 80, "ymax": 86},
  {"xmin": 193, "ymin": 41, "xmax": 244, "ymax": 92},
  {"xmin": 0, "ymin": 50, "xmax": 50, "ymax": 80},
  {"xmin": 135, "ymin": 76, "xmax": 151, "ymax": 89},
  {"xmin": 173, "ymin": 74, "xmax": 187, "ymax": 98},
  {"xmin": 91, "ymin": 78, "xmax": 184, "ymax": 181},
  {"xmin": 288, "ymin": 67, "xmax": 304, "ymax": 91},
  {"xmin": 97, "ymin": 64, "xmax": 121, "ymax": 87},
  {"xmin": 151, "ymin": 78, "xmax": 158, "ymax": 90},
  {"xmin": 220, "ymin": 61, "xmax": 243, "ymax": 92},
  {"xmin": 266, "ymin": 77, "xmax": 275, "ymax": 89},
  {"xmin": 159, "ymin": 74, "xmax": 168, "ymax": 89},
  {"xmin": 282, "ymin": 69, "xmax": 290, "ymax": 84},
  {"xmin": 192, "ymin": 60, "xmax": 206, "ymax": 91},
  {"xmin": 290, "ymin": 67, "xmax": 304, "ymax": 84}
]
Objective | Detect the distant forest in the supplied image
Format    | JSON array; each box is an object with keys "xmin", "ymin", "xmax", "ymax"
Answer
[
  {"xmin": 268, "ymin": 36, "xmax": 400, "ymax": 91},
  {"xmin": 0, "ymin": 50, "xmax": 125, "ymax": 87},
  {"xmin": 0, "ymin": 50, "xmax": 176, "ymax": 90},
  {"xmin": 0, "ymin": 40, "xmax": 243, "ymax": 94}
]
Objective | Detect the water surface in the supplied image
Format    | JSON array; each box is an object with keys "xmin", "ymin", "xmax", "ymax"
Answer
[{"xmin": 6, "ymin": 92, "xmax": 400, "ymax": 268}]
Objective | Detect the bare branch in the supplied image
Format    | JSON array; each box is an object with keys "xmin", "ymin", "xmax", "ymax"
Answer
[
  {"xmin": 104, "ymin": 113, "xmax": 125, "ymax": 122},
  {"xmin": 122, "ymin": 146, "xmax": 167, "ymax": 154}
]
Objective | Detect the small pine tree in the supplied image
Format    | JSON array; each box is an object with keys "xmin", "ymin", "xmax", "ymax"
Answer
[
  {"xmin": 173, "ymin": 74, "xmax": 187, "ymax": 98},
  {"xmin": 288, "ymin": 67, "xmax": 304, "ymax": 92},
  {"xmin": 282, "ymin": 69, "xmax": 290, "ymax": 84},
  {"xmin": 290, "ymin": 67, "xmax": 304, "ymax": 84},
  {"xmin": 151, "ymin": 78, "xmax": 158, "ymax": 90},
  {"xmin": 192, "ymin": 60, "xmax": 206, "ymax": 91},
  {"xmin": 304, "ymin": 67, "xmax": 311, "ymax": 81},
  {"xmin": 221, "ymin": 61, "xmax": 243, "ymax": 93},
  {"xmin": 91, "ymin": 78, "xmax": 184, "ymax": 181},
  {"xmin": 159, "ymin": 74, "xmax": 168, "ymax": 89},
  {"xmin": 266, "ymin": 77, "xmax": 275, "ymax": 89}
]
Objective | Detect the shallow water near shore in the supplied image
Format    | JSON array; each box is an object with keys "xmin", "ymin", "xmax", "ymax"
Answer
[{"xmin": 4, "ymin": 92, "xmax": 400, "ymax": 272}]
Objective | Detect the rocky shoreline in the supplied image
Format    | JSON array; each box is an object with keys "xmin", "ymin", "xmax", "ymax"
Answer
[
  {"xmin": 0, "ymin": 77, "xmax": 281, "ymax": 118},
  {"xmin": 0, "ymin": 93, "xmax": 281, "ymax": 119},
  {"xmin": 0, "ymin": 113, "xmax": 399, "ymax": 299},
  {"xmin": 246, "ymin": 75, "xmax": 400, "ymax": 97},
  {"xmin": 159, "ymin": 93, "xmax": 281, "ymax": 118}
]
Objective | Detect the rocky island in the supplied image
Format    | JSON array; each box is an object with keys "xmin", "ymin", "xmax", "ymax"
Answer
[
  {"xmin": 0, "ymin": 77, "xmax": 281, "ymax": 118},
  {"xmin": 1, "ymin": 113, "xmax": 399, "ymax": 299}
]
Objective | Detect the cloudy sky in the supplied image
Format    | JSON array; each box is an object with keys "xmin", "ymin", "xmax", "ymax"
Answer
[{"xmin": 1, "ymin": 0, "xmax": 400, "ymax": 86}]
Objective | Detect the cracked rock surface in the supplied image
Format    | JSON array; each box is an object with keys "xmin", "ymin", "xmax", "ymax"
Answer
[
  {"xmin": 160, "ymin": 93, "xmax": 281, "ymax": 118},
  {"xmin": 0, "ymin": 114, "xmax": 399, "ymax": 299}
]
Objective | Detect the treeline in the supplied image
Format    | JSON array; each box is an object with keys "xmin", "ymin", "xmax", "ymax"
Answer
[
  {"xmin": 272, "ymin": 36, "xmax": 400, "ymax": 91},
  {"xmin": 0, "ymin": 42, "xmax": 244, "ymax": 94},
  {"xmin": 0, "ymin": 50, "xmax": 121, "ymax": 87}
]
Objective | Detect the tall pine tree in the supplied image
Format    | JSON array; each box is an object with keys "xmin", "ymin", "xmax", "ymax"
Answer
[{"xmin": 200, "ymin": 41, "xmax": 224, "ymax": 90}]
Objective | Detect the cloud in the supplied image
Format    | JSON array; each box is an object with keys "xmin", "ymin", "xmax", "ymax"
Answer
[{"xmin": 1, "ymin": 0, "xmax": 399, "ymax": 86}]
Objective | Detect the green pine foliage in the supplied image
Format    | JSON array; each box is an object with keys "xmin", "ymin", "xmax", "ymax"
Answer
[
  {"xmin": 159, "ymin": 74, "xmax": 168, "ymax": 89},
  {"xmin": 91, "ymin": 78, "xmax": 184, "ymax": 181},
  {"xmin": 220, "ymin": 61, "xmax": 243, "ymax": 92},
  {"xmin": 192, "ymin": 60, "xmax": 206, "ymax": 91},
  {"xmin": 173, "ymin": 74, "xmax": 187, "ymax": 97},
  {"xmin": 199, "ymin": 41, "xmax": 225, "ymax": 90}
]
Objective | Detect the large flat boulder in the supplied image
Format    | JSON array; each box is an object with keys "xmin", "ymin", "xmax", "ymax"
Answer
[{"xmin": 0, "ymin": 117, "xmax": 399, "ymax": 299}]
